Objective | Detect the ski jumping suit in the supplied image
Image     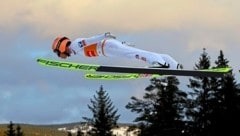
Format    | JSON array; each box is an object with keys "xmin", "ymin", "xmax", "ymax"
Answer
[{"xmin": 70, "ymin": 33, "xmax": 180, "ymax": 69}]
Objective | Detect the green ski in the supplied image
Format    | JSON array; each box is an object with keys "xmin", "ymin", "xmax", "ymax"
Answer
[
  {"xmin": 84, "ymin": 73, "xmax": 160, "ymax": 80},
  {"xmin": 36, "ymin": 58, "xmax": 232, "ymax": 79}
]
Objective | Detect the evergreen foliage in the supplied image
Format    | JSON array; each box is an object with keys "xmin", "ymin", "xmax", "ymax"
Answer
[
  {"xmin": 83, "ymin": 85, "xmax": 120, "ymax": 136},
  {"xmin": 5, "ymin": 121, "xmax": 15, "ymax": 136},
  {"xmin": 210, "ymin": 50, "xmax": 240, "ymax": 135},
  {"xmin": 15, "ymin": 125, "xmax": 23, "ymax": 136},
  {"xmin": 186, "ymin": 48, "xmax": 213, "ymax": 135},
  {"xmin": 4, "ymin": 122, "xmax": 24, "ymax": 136},
  {"xmin": 186, "ymin": 49, "xmax": 240, "ymax": 135},
  {"xmin": 126, "ymin": 76, "xmax": 188, "ymax": 136}
]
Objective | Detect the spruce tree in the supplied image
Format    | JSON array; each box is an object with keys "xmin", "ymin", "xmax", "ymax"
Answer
[
  {"xmin": 16, "ymin": 125, "xmax": 24, "ymax": 136},
  {"xmin": 210, "ymin": 50, "xmax": 240, "ymax": 135},
  {"xmin": 83, "ymin": 85, "xmax": 120, "ymax": 136},
  {"xmin": 5, "ymin": 121, "xmax": 15, "ymax": 136},
  {"xmin": 126, "ymin": 76, "xmax": 187, "ymax": 136},
  {"xmin": 186, "ymin": 48, "xmax": 213, "ymax": 136}
]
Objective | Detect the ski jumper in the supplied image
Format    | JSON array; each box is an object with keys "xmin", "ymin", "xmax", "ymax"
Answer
[{"xmin": 70, "ymin": 33, "xmax": 179, "ymax": 69}]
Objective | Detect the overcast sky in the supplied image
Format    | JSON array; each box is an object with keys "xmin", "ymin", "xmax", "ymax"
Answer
[{"xmin": 1, "ymin": 0, "xmax": 240, "ymax": 124}]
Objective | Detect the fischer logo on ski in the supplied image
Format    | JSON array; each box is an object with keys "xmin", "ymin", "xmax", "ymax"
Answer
[{"xmin": 37, "ymin": 58, "xmax": 99, "ymax": 71}]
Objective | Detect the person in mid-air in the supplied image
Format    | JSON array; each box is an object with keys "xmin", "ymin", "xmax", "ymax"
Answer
[{"xmin": 52, "ymin": 32, "xmax": 183, "ymax": 69}]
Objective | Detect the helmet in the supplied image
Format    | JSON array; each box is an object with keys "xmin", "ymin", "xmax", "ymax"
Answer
[{"xmin": 52, "ymin": 37, "xmax": 71, "ymax": 55}]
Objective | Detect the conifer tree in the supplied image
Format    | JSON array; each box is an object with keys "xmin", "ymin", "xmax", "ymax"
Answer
[
  {"xmin": 83, "ymin": 85, "xmax": 120, "ymax": 136},
  {"xmin": 186, "ymin": 48, "xmax": 213, "ymax": 136},
  {"xmin": 5, "ymin": 121, "xmax": 15, "ymax": 136},
  {"xmin": 126, "ymin": 76, "xmax": 187, "ymax": 136},
  {"xmin": 210, "ymin": 50, "xmax": 240, "ymax": 135},
  {"xmin": 16, "ymin": 125, "xmax": 24, "ymax": 136}
]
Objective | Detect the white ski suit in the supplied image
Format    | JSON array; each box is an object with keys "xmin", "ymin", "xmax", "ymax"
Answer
[{"xmin": 69, "ymin": 32, "xmax": 180, "ymax": 69}]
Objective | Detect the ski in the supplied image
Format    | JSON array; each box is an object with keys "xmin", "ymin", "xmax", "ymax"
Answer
[
  {"xmin": 36, "ymin": 58, "xmax": 232, "ymax": 77},
  {"xmin": 84, "ymin": 73, "xmax": 160, "ymax": 80}
]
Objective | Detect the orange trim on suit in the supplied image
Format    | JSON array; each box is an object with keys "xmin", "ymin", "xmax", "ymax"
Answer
[{"xmin": 84, "ymin": 43, "xmax": 98, "ymax": 57}]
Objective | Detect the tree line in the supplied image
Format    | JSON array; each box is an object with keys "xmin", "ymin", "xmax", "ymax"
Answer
[{"xmin": 5, "ymin": 49, "xmax": 240, "ymax": 136}]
